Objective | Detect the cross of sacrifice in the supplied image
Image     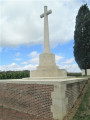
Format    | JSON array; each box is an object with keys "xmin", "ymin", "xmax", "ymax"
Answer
[{"xmin": 40, "ymin": 6, "xmax": 52, "ymax": 53}]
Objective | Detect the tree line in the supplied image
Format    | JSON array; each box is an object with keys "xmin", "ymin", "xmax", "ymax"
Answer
[{"xmin": 0, "ymin": 70, "xmax": 30, "ymax": 79}]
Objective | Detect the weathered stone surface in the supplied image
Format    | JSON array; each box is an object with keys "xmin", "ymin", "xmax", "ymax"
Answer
[
  {"xmin": 30, "ymin": 6, "xmax": 67, "ymax": 77},
  {"xmin": 38, "ymin": 53, "xmax": 56, "ymax": 68},
  {"xmin": 40, "ymin": 6, "xmax": 52, "ymax": 54},
  {"xmin": 31, "ymin": 68, "xmax": 67, "ymax": 77}
]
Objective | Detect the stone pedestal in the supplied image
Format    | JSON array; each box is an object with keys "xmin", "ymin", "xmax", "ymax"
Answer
[
  {"xmin": 30, "ymin": 53, "xmax": 67, "ymax": 77},
  {"xmin": 38, "ymin": 53, "xmax": 56, "ymax": 68},
  {"xmin": 30, "ymin": 68, "xmax": 67, "ymax": 77}
]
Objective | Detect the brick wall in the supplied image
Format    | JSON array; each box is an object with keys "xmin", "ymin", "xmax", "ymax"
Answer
[
  {"xmin": 66, "ymin": 81, "xmax": 87, "ymax": 111},
  {"xmin": 0, "ymin": 83, "xmax": 56, "ymax": 120},
  {"xmin": 0, "ymin": 78, "xmax": 88, "ymax": 120}
]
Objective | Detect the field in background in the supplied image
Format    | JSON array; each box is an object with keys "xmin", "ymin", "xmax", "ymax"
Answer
[
  {"xmin": 67, "ymin": 72, "xmax": 82, "ymax": 77},
  {"xmin": 0, "ymin": 71, "xmax": 30, "ymax": 79}
]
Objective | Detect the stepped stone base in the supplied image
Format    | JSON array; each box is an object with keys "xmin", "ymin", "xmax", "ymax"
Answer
[
  {"xmin": 30, "ymin": 68, "xmax": 67, "ymax": 77},
  {"xmin": 30, "ymin": 53, "xmax": 67, "ymax": 77}
]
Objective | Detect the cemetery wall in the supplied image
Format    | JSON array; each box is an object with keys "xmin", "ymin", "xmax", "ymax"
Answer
[
  {"xmin": 0, "ymin": 78, "xmax": 88, "ymax": 120},
  {"xmin": 66, "ymin": 80, "xmax": 87, "ymax": 111},
  {"xmin": 82, "ymin": 69, "xmax": 90, "ymax": 75},
  {"xmin": 0, "ymin": 83, "xmax": 55, "ymax": 120}
]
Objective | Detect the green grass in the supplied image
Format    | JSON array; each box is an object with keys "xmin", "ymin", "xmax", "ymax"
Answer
[{"xmin": 72, "ymin": 81, "xmax": 90, "ymax": 120}]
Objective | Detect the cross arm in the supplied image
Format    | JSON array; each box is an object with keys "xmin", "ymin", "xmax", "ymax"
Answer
[
  {"xmin": 47, "ymin": 10, "xmax": 52, "ymax": 15},
  {"xmin": 40, "ymin": 13, "xmax": 44, "ymax": 18}
]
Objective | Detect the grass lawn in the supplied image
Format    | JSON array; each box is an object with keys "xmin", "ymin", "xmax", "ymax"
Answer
[{"xmin": 72, "ymin": 80, "xmax": 90, "ymax": 120}]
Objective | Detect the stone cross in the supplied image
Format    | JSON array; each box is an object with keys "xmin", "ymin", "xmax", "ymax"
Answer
[{"xmin": 40, "ymin": 6, "xmax": 52, "ymax": 53}]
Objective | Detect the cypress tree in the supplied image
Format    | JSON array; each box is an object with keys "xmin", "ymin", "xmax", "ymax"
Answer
[{"xmin": 74, "ymin": 4, "xmax": 90, "ymax": 75}]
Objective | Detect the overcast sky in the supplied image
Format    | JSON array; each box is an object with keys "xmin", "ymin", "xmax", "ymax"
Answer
[{"xmin": 0, "ymin": 0, "xmax": 90, "ymax": 72}]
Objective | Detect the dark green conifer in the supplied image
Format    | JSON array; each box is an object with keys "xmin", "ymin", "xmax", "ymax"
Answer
[{"xmin": 74, "ymin": 4, "xmax": 90, "ymax": 75}]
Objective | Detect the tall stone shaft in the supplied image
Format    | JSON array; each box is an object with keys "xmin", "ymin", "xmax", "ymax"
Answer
[{"xmin": 40, "ymin": 6, "xmax": 52, "ymax": 53}]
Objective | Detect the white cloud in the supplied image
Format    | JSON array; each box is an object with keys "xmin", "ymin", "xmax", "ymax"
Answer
[
  {"xmin": 0, "ymin": 63, "xmax": 37, "ymax": 71},
  {"xmin": 0, "ymin": 0, "xmax": 89, "ymax": 47},
  {"xmin": 29, "ymin": 57, "xmax": 39, "ymax": 64},
  {"xmin": 13, "ymin": 58, "xmax": 22, "ymax": 61},
  {"xmin": 0, "ymin": 63, "xmax": 20, "ymax": 71},
  {"xmin": 55, "ymin": 55, "xmax": 64, "ymax": 63},
  {"xmin": 28, "ymin": 51, "xmax": 39, "ymax": 64},
  {"xmin": 63, "ymin": 58, "xmax": 74, "ymax": 64},
  {"xmin": 28, "ymin": 51, "xmax": 39, "ymax": 58},
  {"xmin": 0, "ymin": 62, "xmax": 81, "ymax": 72},
  {"xmin": 22, "ymin": 64, "xmax": 37, "ymax": 70},
  {"xmin": 18, "ymin": 51, "xmax": 39, "ymax": 65},
  {"xmin": 21, "ymin": 62, "xmax": 28, "ymax": 65},
  {"xmin": 59, "ymin": 64, "xmax": 81, "ymax": 73},
  {"xmin": 58, "ymin": 58, "xmax": 81, "ymax": 72}
]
